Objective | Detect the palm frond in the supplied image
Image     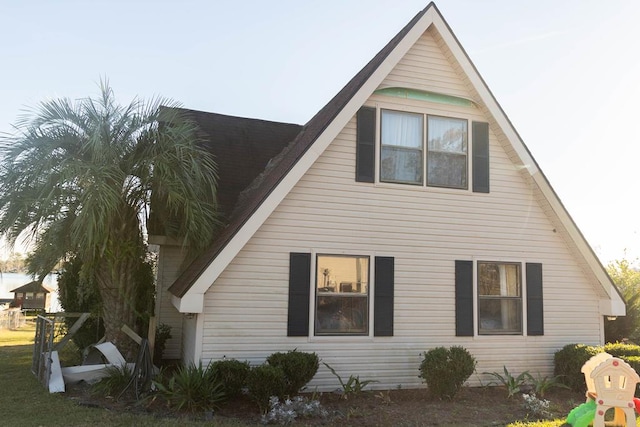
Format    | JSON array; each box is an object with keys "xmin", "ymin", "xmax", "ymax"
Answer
[{"xmin": 0, "ymin": 80, "xmax": 221, "ymax": 275}]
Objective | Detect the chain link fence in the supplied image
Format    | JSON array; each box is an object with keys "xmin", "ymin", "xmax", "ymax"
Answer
[{"xmin": 0, "ymin": 308, "xmax": 26, "ymax": 330}]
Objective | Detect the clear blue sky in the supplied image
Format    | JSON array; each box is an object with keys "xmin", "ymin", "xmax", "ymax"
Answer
[{"xmin": 1, "ymin": 0, "xmax": 639, "ymax": 265}]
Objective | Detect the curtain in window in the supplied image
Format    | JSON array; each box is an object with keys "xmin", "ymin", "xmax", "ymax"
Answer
[
  {"xmin": 478, "ymin": 262, "xmax": 522, "ymax": 334},
  {"xmin": 381, "ymin": 110, "xmax": 423, "ymax": 184}
]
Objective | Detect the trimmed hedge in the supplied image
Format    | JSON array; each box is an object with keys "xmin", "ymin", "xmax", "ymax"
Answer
[
  {"xmin": 208, "ymin": 359, "xmax": 250, "ymax": 399},
  {"xmin": 419, "ymin": 346, "xmax": 476, "ymax": 400},
  {"xmin": 604, "ymin": 343, "xmax": 640, "ymax": 358},
  {"xmin": 266, "ymin": 350, "xmax": 319, "ymax": 396},
  {"xmin": 554, "ymin": 342, "xmax": 640, "ymax": 391}
]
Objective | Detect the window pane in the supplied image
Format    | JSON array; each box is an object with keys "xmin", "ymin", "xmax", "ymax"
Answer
[
  {"xmin": 428, "ymin": 116, "xmax": 467, "ymax": 153},
  {"xmin": 381, "ymin": 146, "xmax": 422, "ymax": 184},
  {"xmin": 478, "ymin": 263, "xmax": 520, "ymax": 297},
  {"xmin": 427, "ymin": 116, "xmax": 467, "ymax": 188},
  {"xmin": 478, "ymin": 262, "xmax": 522, "ymax": 335},
  {"xmin": 316, "ymin": 255, "xmax": 369, "ymax": 335},
  {"xmin": 427, "ymin": 152, "xmax": 467, "ymax": 188},
  {"xmin": 381, "ymin": 110, "xmax": 423, "ymax": 184},
  {"xmin": 478, "ymin": 298, "xmax": 522, "ymax": 333}
]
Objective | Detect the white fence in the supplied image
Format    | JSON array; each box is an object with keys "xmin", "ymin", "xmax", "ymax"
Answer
[{"xmin": 0, "ymin": 308, "xmax": 26, "ymax": 330}]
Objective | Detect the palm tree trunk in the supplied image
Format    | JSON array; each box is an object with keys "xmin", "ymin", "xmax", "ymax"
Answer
[
  {"xmin": 95, "ymin": 255, "xmax": 141, "ymax": 360},
  {"xmin": 93, "ymin": 215, "xmax": 146, "ymax": 360}
]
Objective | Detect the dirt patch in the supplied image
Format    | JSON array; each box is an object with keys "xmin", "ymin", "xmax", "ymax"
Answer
[{"xmin": 65, "ymin": 382, "xmax": 585, "ymax": 426}]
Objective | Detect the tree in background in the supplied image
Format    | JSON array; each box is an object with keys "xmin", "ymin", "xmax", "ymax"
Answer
[
  {"xmin": 0, "ymin": 81, "xmax": 219, "ymax": 357},
  {"xmin": 0, "ymin": 252, "xmax": 27, "ymax": 273},
  {"xmin": 605, "ymin": 256, "xmax": 640, "ymax": 343}
]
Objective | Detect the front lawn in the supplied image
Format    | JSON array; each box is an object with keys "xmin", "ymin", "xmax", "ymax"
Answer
[
  {"xmin": 0, "ymin": 322, "xmax": 245, "ymax": 427},
  {"xmin": 1, "ymin": 322, "xmax": 638, "ymax": 426}
]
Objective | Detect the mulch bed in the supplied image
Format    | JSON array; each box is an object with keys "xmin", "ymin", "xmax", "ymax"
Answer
[{"xmin": 64, "ymin": 381, "xmax": 586, "ymax": 426}]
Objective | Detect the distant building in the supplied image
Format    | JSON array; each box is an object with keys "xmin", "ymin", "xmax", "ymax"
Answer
[{"xmin": 10, "ymin": 281, "xmax": 53, "ymax": 311}]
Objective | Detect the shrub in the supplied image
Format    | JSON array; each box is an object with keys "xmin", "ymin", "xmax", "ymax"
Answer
[
  {"xmin": 208, "ymin": 358, "xmax": 250, "ymax": 398},
  {"xmin": 528, "ymin": 372, "xmax": 569, "ymax": 397},
  {"xmin": 622, "ymin": 356, "xmax": 640, "ymax": 375},
  {"xmin": 153, "ymin": 362, "xmax": 225, "ymax": 412},
  {"xmin": 266, "ymin": 350, "xmax": 319, "ymax": 396},
  {"xmin": 153, "ymin": 323, "xmax": 172, "ymax": 366},
  {"xmin": 246, "ymin": 364, "xmax": 288, "ymax": 413},
  {"xmin": 261, "ymin": 396, "xmax": 328, "ymax": 425},
  {"xmin": 522, "ymin": 393, "xmax": 551, "ymax": 419},
  {"xmin": 603, "ymin": 342, "xmax": 640, "ymax": 358},
  {"xmin": 323, "ymin": 362, "xmax": 378, "ymax": 399},
  {"xmin": 553, "ymin": 344, "xmax": 600, "ymax": 391},
  {"xmin": 91, "ymin": 364, "xmax": 133, "ymax": 398},
  {"xmin": 56, "ymin": 257, "xmax": 104, "ymax": 351},
  {"xmin": 483, "ymin": 366, "xmax": 532, "ymax": 398},
  {"xmin": 419, "ymin": 346, "xmax": 476, "ymax": 400}
]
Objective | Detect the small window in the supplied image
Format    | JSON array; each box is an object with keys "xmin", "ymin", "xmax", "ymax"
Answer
[
  {"xmin": 478, "ymin": 262, "xmax": 522, "ymax": 335},
  {"xmin": 427, "ymin": 116, "xmax": 468, "ymax": 188},
  {"xmin": 315, "ymin": 255, "xmax": 369, "ymax": 335},
  {"xmin": 25, "ymin": 292, "xmax": 34, "ymax": 300},
  {"xmin": 380, "ymin": 110, "xmax": 423, "ymax": 185}
]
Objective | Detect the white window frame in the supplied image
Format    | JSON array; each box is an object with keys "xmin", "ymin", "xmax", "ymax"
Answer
[
  {"xmin": 472, "ymin": 258, "xmax": 528, "ymax": 337},
  {"xmin": 308, "ymin": 250, "xmax": 375, "ymax": 341},
  {"xmin": 377, "ymin": 107, "xmax": 469, "ymax": 190}
]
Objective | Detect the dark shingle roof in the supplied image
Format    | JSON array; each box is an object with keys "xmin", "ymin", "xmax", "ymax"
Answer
[
  {"xmin": 171, "ymin": 108, "xmax": 302, "ymax": 221},
  {"xmin": 169, "ymin": 3, "xmax": 434, "ymax": 298},
  {"xmin": 10, "ymin": 281, "xmax": 51, "ymax": 294}
]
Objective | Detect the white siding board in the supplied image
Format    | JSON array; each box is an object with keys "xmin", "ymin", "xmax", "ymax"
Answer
[
  {"xmin": 194, "ymin": 29, "xmax": 603, "ymax": 390},
  {"xmin": 155, "ymin": 245, "xmax": 185, "ymax": 360},
  {"xmin": 380, "ymin": 30, "xmax": 472, "ymax": 98}
]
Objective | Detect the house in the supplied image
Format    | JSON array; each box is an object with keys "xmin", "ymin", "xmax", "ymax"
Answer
[
  {"xmin": 10, "ymin": 281, "xmax": 53, "ymax": 311},
  {"xmin": 151, "ymin": 2, "xmax": 625, "ymax": 390}
]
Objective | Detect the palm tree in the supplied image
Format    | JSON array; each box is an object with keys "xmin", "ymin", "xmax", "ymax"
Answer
[{"xmin": 0, "ymin": 81, "xmax": 219, "ymax": 355}]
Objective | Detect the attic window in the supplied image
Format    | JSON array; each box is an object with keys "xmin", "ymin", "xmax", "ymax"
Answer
[{"xmin": 380, "ymin": 109, "xmax": 468, "ymax": 189}]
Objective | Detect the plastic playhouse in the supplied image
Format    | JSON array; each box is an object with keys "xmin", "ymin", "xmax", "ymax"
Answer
[{"xmin": 567, "ymin": 352, "xmax": 640, "ymax": 427}]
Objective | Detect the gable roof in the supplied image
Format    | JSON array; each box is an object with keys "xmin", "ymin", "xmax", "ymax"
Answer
[
  {"xmin": 167, "ymin": 4, "xmax": 430, "ymax": 301},
  {"xmin": 167, "ymin": 2, "xmax": 624, "ymax": 316},
  {"xmin": 10, "ymin": 281, "xmax": 51, "ymax": 294}
]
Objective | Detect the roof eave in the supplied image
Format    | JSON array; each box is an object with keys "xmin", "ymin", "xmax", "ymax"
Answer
[{"xmin": 168, "ymin": 3, "xmax": 439, "ymax": 310}]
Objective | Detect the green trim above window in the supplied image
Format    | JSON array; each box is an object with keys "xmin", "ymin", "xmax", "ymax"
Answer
[{"xmin": 374, "ymin": 87, "xmax": 475, "ymax": 107}]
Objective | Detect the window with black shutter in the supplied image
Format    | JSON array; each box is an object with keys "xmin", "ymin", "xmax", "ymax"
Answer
[
  {"xmin": 287, "ymin": 252, "xmax": 394, "ymax": 337},
  {"xmin": 455, "ymin": 260, "xmax": 544, "ymax": 337}
]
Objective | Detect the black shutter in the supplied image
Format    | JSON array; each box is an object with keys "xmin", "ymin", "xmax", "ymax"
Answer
[
  {"xmin": 472, "ymin": 121, "xmax": 490, "ymax": 193},
  {"xmin": 356, "ymin": 106, "xmax": 376, "ymax": 183},
  {"xmin": 526, "ymin": 263, "xmax": 544, "ymax": 336},
  {"xmin": 287, "ymin": 253, "xmax": 311, "ymax": 336},
  {"xmin": 455, "ymin": 260, "xmax": 474, "ymax": 336},
  {"xmin": 374, "ymin": 256, "xmax": 394, "ymax": 336}
]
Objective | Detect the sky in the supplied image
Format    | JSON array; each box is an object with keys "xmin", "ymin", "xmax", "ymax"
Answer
[{"xmin": 0, "ymin": 0, "xmax": 639, "ymax": 266}]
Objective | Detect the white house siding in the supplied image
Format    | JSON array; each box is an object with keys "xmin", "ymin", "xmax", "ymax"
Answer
[
  {"xmin": 192, "ymin": 29, "xmax": 604, "ymax": 390},
  {"xmin": 379, "ymin": 26, "xmax": 471, "ymax": 99},
  {"xmin": 181, "ymin": 313, "xmax": 198, "ymax": 366},
  {"xmin": 154, "ymin": 244, "xmax": 185, "ymax": 360}
]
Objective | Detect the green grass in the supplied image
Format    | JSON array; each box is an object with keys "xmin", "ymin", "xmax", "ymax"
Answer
[
  {"xmin": 0, "ymin": 323, "xmax": 250, "ymax": 427},
  {"xmin": 3, "ymin": 323, "xmax": 640, "ymax": 427}
]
